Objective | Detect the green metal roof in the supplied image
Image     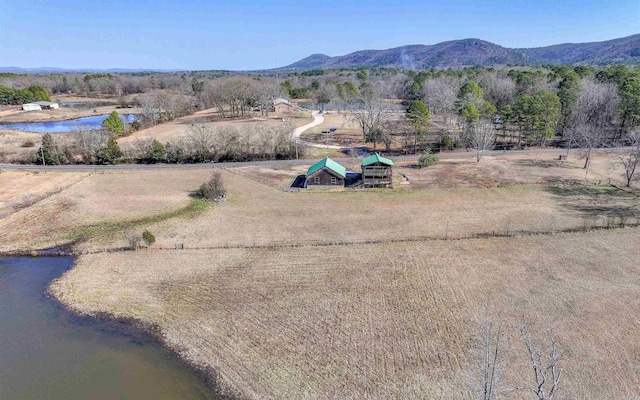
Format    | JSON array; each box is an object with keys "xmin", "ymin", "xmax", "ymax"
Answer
[
  {"xmin": 361, "ymin": 153, "xmax": 394, "ymax": 167},
  {"xmin": 306, "ymin": 157, "xmax": 346, "ymax": 178}
]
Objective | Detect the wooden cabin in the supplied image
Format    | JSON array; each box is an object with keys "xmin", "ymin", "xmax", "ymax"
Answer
[
  {"xmin": 361, "ymin": 153, "xmax": 394, "ymax": 188},
  {"xmin": 306, "ymin": 157, "xmax": 346, "ymax": 188}
]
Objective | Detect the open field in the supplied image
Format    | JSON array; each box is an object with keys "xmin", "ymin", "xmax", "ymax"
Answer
[
  {"xmin": 119, "ymin": 107, "xmax": 313, "ymax": 145},
  {"xmin": 0, "ymin": 170, "xmax": 90, "ymax": 219},
  {"xmin": 3, "ymin": 150, "xmax": 640, "ymax": 397},
  {"xmin": 51, "ymin": 227, "xmax": 640, "ymax": 399},
  {"xmin": 2, "ymin": 152, "xmax": 638, "ymax": 254},
  {"xmin": 0, "ymin": 129, "xmax": 44, "ymax": 162},
  {"xmin": 0, "ymin": 169, "xmax": 212, "ymax": 253}
]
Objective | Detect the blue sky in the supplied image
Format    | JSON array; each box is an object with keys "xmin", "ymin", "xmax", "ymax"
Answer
[{"xmin": 0, "ymin": 0, "xmax": 638, "ymax": 70}]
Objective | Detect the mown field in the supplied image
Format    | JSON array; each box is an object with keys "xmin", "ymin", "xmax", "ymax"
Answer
[
  {"xmin": 51, "ymin": 228, "xmax": 640, "ymax": 399},
  {"xmin": 1, "ymin": 153, "xmax": 638, "ymax": 253},
  {"xmin": 3, "ymin": 151, "xmax": 640, "ymax": 398}
]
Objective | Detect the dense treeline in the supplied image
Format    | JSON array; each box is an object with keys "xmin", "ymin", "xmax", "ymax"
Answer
[
  {"xmin": 4, "ymin": 64, "xmax": 639, "ymax": 152},
  {"xmin": 0, "ymin": 85, "xmax": 50, "ymax": 104},
  {"xmin": 33, "ymin": 121, "xmax": 299, "ymax": 166}
]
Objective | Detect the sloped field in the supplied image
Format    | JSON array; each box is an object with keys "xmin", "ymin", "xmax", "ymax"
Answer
[{"xmin": 52, "ymin": 228, "xmax": 640, "ymax": 399}]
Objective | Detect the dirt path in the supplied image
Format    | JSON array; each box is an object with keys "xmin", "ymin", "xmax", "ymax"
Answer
[{"xmin": 292, "ymin": 111, "xmax": 343, "ymax": 149}]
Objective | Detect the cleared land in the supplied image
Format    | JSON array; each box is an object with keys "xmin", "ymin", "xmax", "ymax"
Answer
[
  {"xmin": 0, "ymin": 169, "xmax": 210, "ymax": 253},
  {"xmin": 1, "ymin": 153, "xmax": 638, "ymax": 253},
  {"xmin": 119, "ymin": 107, "xmax": 312, "ymax": 145},
  {"xmin": 51, "ymin": 228, "xmax": 640, "ymax": 399},
  {"xmin": 0, "ymin": 129, "xmax": 45, "ymax": 163},
  {"xmin": 2, "ymin": 151, "xmax": 639, "ymax": 398},
  {"xmin": 0, "ymin": 170, "xmax": 90, "ymax": 219}
]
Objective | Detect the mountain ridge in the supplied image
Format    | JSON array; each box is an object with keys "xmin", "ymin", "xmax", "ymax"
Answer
[{"xmin": 280, "ymin": 34, "xmax": 640, "ymax": 70}]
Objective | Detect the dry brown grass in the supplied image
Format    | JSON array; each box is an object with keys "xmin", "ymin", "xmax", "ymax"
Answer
[
  {"xmin": 146, "ymin": 162, "xmax": 638, "ymax": 250},
  {"xmin": 51, "ymin": 227, "xmax": 640, "ymax": 399},
  {"xmin": 2, "ymin": 150, "xmax": 634, "ymax": 398},
  {"xmin": 0, "ymin": 129, "xmax": 44, "ymax": 162},
  {"xmin": 3, "ymin": 153, "xmax": 638, "ymax": 254},
  {"xmin": 398, "ymin": 153, "xmax": 602, "ymax": 189},
  {"xmin": 119, "ymin": 107, "xmax": 313, "ymax": 145},
  {"xmin": 0, "ymin": 169, "xmax": 211, "ymax": 252},
  {"xmin": 0, "ymin": 170, "xmax": 89, "ymax": 218}
]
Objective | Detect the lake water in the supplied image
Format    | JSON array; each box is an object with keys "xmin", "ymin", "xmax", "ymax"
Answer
[
  {"xmin": 0, "ymin": 114, "xmax": 137, "ymax": 133},
  {"xmin": 0, "ymin": 256, "xmax": 214, "ymax": 399}
]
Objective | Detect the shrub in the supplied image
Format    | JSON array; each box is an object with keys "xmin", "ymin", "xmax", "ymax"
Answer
[
  {"xmin": 197, "ymin": 171, "xmax": 227, "ymax": 201},
  {"xmin": 130, "ymin": 120, "xmax": 142, "ymax": 132},
  {"xmin": 441, "ymin": 135, "xmax": 453, "ymax": 150},
  {"xmin": 142, "ymin": 230, "xmax": 156, "ymax": 247},
  {"xmin": 124, "ymin": 228, "xmax": 141, "ymax": 250},
  {"xmin": 418, "ymin": 150, "xmax": 439, "ymax": 168}
]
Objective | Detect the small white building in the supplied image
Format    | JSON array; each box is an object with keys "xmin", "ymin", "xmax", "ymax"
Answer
[
  {"xmin": 22, "ymin": 103, "xmax": 42, "ymax": 111},
  {"xmin": 22, "ymin": 101, "xmax": 59, "ymax": 111}
]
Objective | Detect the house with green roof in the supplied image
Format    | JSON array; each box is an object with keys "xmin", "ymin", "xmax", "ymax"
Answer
[
  {"xmin": 361, "ymin": 153, "xmax": 394, "ymax": 188},
  {"xmin": 306, "ymin": 157, "xmax": 346, "ymax": 188}
]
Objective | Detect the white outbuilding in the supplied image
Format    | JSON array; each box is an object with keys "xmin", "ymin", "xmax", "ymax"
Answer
[
  {"xmin": 22, "ymin": 103, "xmax": 42, "ymax": 111},
  {"xmin": 22, "ymin": 101, "xmax": 59, "ymax": 111}
]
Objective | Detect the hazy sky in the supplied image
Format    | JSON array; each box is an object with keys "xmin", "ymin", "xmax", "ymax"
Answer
[{"xmin": 0, "ymin": 0, "xmax": 638, "ymax": 70}]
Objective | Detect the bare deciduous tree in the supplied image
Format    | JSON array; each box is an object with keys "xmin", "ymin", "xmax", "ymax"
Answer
[
  {"xmin": 422, "ymin": 76, "xmax": 459, "ymax": 116},
  {"xmin": 347, "ymin": 85, "xmax": 392, "ymax": 149},
  {"xmin": 520, "ymin": 326, "xmax": 565, "ymax": 400},
  {"xmin": 615, "ymin": 128, "xmax": 640, "ymax": 187},
  {"xmin": 187, "ymin": 122, "xmax": 216, "ymax": 162},
  {"xmin": 123, "ymin": 227, "xmax": 142, "ymax": 250},
  {"xmin": 480, "ymin": 72, "xmax": 517, "ymax": 111},
  {"xmin": 573, "ymin": 123, "xmax": 605, "ymax": 177},
  {"xmin": 469, "ymin": 313, "xmax": 503, "ymax": 400},
  {"xmin": 572, "ymin": 80, "xmax": 619, "ymax": 131},
  {"xmin": 72, "ymin": 127, "xmax": 110, "ymax": 164},
  {"xmin": 467, "ymin": 120, "xmax": 496, "ymax": 162}
]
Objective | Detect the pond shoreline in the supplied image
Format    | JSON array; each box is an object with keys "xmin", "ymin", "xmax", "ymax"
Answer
[
  {"xmin": 0, "ymin": 248, "xmax": 227, "ymax": 398},
  {"xmin": 0, "ymin": 106, "xmax": 142, "ymax": 125},
  {"xmin": 0, "ymin": 113, "xmax": 139, "ymax": 133},
  {"xmin": 45, "ymin": 278, "xmax": 227, "ymax": 399}
]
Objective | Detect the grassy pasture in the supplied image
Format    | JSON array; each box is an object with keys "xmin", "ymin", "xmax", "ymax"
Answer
[
  {"xmin": 51, "ymin": 228, "xmax": 640, "ymax": 399},
  {"xmin": 119, "ymin": 107, "xmax": 313, "ymax": 145},
  {"xmin": 2, "ymin": 153, "xmax": 638, "ymax": 254},
  {"xmin": 3, "ymin": 150, "xmax": 640, "ymax": 397}
]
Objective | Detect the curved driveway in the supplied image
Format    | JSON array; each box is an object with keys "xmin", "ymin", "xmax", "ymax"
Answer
[{"xmin": 292, "ymin": 111, "xmax": 343, "ymax": 149}]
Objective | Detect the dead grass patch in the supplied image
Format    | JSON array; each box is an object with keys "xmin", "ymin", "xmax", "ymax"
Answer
[
  {"xmin": 0, "ymin": 169, "xmax": 212, "ymax": 252},
  {"xmin": 51, "ymin": 228, "xmax": 640, "ymax": 399}
]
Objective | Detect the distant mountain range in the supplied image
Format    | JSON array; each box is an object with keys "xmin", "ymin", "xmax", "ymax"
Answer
[
  {"xmin": 2, "ymin": 34, "xmax": 638, "ymax": 74},
  {"xmin": 281, "ymin": 34, "xmax": 640, "ymax": 70},
  {"xmin": 0, "ymin": 67, "xmax": 182, "ymax": 74}
]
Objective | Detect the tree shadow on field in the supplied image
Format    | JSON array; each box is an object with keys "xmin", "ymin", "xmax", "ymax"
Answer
[{"xmin": 545, "ymin": 184, "xmax": 640, "ymax": 219}]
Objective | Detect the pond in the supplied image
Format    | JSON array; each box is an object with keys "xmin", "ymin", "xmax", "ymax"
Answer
[
  {"xmin": 0, "ymin": 114, "xmax": 137, "ymax": 133},
  {"xmin": 0, "ymin": 256, "xmax": 214, "ymax": 399}
]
